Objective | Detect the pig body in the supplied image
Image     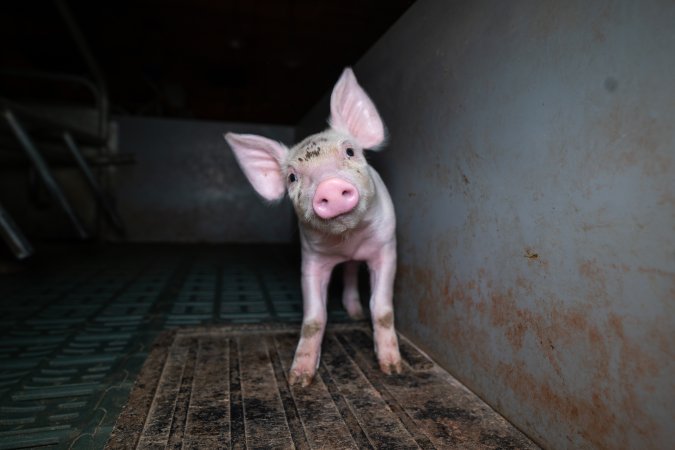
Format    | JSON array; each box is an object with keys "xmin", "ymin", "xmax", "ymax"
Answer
[{"xmin": 225, "ymin": 68, "xmax": 401, "ymax": 386}]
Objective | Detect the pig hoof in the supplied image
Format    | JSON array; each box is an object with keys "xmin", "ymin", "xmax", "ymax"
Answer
[
  {"xmin": 379, "ymin": 360, "xmax": 403, "ymax": 375},
  {"xmin": 288, "ymin": 369, "xmax": 314, "ymax": 387}
]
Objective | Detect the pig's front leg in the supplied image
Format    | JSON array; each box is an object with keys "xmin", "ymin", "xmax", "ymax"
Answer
[
  {"xmin": 289, "ymin": 258, "xmax": 333, "ymax": 387},
  {"xmin": 342, "ymin": 261, "xmax": 365, "ymax": 320},
  {"xmin": 368, "ymin": 244, "xmax": 402, "ymax": 374}
]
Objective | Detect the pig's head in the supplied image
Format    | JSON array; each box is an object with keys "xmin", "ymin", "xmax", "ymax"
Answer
[{"xmin": 225, "ymin": 68, "xmax": 385, "ymax": 235}]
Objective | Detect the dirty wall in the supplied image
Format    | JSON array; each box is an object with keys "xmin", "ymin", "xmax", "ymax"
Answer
[
  {"xmin": 300, "ymin": 0, "xmax": 674, "ymax": 448},
  {"xmin": 111, "ymin": 117, "xmax": 295, "ymax": 242}
]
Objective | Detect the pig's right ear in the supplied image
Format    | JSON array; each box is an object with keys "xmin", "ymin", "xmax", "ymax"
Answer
[{"xmin": 224, "ymin": 132, "xmax": 288, "ymax": 201}]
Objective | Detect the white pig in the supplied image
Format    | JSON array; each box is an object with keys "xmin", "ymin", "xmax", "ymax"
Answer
[{"xmin": 224, "ymin": 68, "xmax": 401, "ymax": 386}]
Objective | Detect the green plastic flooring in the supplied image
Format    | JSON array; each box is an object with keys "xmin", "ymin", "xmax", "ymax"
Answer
[{"xmin": 0, "ymin": 244, "xmax": 349, "ymax": 449}]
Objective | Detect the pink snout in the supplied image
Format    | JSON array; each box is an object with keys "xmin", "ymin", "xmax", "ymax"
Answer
[{"xmin": 312, "ymin": 178, "xmax": 359, "ymax": 219}]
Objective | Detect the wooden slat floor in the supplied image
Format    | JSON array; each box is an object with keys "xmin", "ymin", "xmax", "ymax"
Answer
[{"xmin": 106, "ymin": 323, "xmax": 538, "ymax": 449}]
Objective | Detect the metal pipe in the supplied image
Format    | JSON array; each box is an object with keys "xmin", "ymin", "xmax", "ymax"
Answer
[
  {"xmin": 0, "ymin": 202, "xmax": 34, "ymax": 260},
  {"xmin": 3, "ymin": 108, "xmax": 89, "ymax": 240},
  {"xmin": 0, "ymin": 69, "xmax": 102, "ymax": 113},
  {"xmin": 63, "ymin": 132, "xmax": 125, "ymax": 235},
  {"xmin": 53, "ymin": 0, "xmax": 109, "ymax": 140}
]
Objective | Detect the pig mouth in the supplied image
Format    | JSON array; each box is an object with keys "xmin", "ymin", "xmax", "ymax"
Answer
[
  {"xmin": 308, "ymin": 201, "xmax": 368, "ymax": 235},
  {"xmin": 292, "ymin": 199, "xmax": 364, "ymax": 235}
]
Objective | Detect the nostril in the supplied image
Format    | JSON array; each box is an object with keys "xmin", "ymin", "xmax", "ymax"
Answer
[
  {"xmin": 320, "ymin": 198, "xmax": 329, "ymax": 205},
  {"xmin": 342, "ymin": 189, "xmax": 356, "ymax": 199}
]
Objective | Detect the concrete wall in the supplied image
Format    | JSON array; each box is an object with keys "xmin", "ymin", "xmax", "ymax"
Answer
[
  {"xmin": 111, "ymin": 117, "xmax": 295, "ymax": 242},
  {"xmin": 300, "ymin": 0, "xmax": 674, "ymax": 448}
]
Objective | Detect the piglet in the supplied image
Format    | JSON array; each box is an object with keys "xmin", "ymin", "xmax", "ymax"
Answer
[{"xmin": 225, "ymin": 68, "xmax": 401, "ymax": 386}]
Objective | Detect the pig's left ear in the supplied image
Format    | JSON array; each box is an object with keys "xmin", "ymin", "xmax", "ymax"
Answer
[
  {"xmin": 224, "ymin": 132, "xmax": 287, "ymax": 202},
  {"xmin": 329, "ymin": 68, "xmax": 385, "ymax": 150}
]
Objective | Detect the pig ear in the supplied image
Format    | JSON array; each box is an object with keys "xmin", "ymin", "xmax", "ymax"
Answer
[
  {"xmin": 224, "ymin": 132, "xmax": 287, "ymax": 201},
  {"xmin": 329, "ymin": 67, "xmax": 385, "ymax": 150}
]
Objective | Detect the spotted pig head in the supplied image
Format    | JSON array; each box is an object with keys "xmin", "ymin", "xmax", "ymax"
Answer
[{"xmin": 225, "ymin": 68, "xmax": 386, "ymax": 235}]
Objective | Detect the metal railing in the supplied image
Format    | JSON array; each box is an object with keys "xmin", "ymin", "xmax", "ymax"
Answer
[{"xmin": 0, "ymin": 0, "xmax": 127, "ymax": 258}]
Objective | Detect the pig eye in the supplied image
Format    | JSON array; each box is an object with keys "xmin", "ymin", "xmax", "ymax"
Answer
[
  {"xmin": 288, "ymin": 173, "xmax": 297, "ymax": 183},
  {"xmin": 346, "ymin": 148, "xmax": 355, "ymax": 157}
]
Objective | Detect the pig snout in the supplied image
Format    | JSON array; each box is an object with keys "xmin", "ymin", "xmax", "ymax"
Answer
[{"xmin": 312, "ymin": 178, "xmax": 359, "ymax": 219}]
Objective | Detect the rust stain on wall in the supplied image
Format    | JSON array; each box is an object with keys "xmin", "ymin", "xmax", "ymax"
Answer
[
  {"xmin": 578, "ymin": 258, "xmax": 612, "ymax": 307},
  {"xmin": 397, "ymin": 258, "xmax": 667, "ymax": 449},
  {"xmin": 494, "ymin": 360, "xmax": 616, "ymax": 448},
  {"xmin": 593, "ymin": 104, "xmax": 674, "ymax": 177},
  {"xmin": 523, "ymin": 249, "xmax": 539, "ymax": 260}
]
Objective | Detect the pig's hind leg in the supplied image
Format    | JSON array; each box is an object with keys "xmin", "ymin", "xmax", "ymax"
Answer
[{"xmin": 342, "ymin": 261, "xmax": 365, "ymax": 320}]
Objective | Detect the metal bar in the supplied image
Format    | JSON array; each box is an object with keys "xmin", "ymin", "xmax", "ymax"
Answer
[
  {"xmin": 54, "ymin": 0, "xmax": 109, "ymax": 141},
  {"xmin": 3, "ymin": 108, "xmax": 89, "ymax": 239},
  {"xmin": 0, "ymin": 152, "xmax": 135, "ymax": 169},
  {"xmin": 63, "ymin": 132, "xmax": 125, "ymax": 235},
  {"xmin": 0, "ymin": 202, "xmax": 34, "ymax": 259},
  {"xmin": 0, "ymin": 69, "xmax": 102, "ymax": 113}
]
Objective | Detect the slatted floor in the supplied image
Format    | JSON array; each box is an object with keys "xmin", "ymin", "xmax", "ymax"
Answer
[
  {"xmin": 0, "ymin": 244, "xmax": 538, "ymax": 449},
  {"xmin": 106, "ymin": 324, "xmax": 537, "ymax": 449}
]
